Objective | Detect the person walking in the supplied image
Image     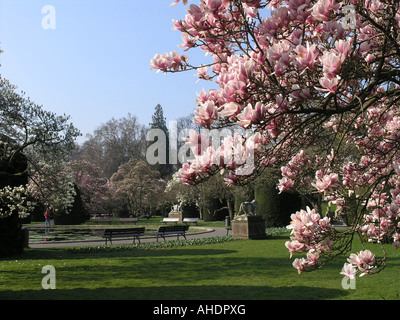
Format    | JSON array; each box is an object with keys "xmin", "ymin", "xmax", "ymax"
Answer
[{"xmin": 44, "ymin": 209, "xmax": 51, "ymax": 227}]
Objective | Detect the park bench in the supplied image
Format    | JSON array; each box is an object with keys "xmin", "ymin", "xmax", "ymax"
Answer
[
  {"xmin": 102, "ymin": 227, "xmax": 145, "ymax": 245},
  {"xmin": 162, "ymin": 217, "xmax": 179, "ymax": 224},
  {"xmin": 182, "ymin": 217, "xmax": 199, "ymax": 225},
  {"xmin": 91, "ymin": 217, "xmax": 114, "ymax": 224},
  {"xmin": 155, "ymin": 225, "xmax": 189, "ymax": 242},
  {"xmin": 119, "ymin": 217, "xmax": 139, "ymax": 224}
]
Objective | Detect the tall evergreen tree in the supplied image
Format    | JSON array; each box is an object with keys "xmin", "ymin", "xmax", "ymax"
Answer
[{"xmin": 149, "ymin": 104, "xmax": 173, "ymax": 178}]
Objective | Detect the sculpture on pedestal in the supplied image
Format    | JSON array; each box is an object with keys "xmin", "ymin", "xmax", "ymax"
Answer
[
  {"xmin": 235, "ymin": 200, "xmax": 258, "ymax": 219},
  {"xmin": 232, "ymin": 199, "xmax": 266, "ymax": 239},
  {"xmin": 171, "ymin": 203, "xmax": 182, "ymax": 213}
]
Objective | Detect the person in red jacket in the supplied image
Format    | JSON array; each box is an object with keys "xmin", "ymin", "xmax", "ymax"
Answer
[{"xmin": 44, "ymin": 209, "xmax": 51, "ymax": 227}]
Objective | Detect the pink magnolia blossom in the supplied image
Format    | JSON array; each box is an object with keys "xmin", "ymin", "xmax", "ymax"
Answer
[
  {"xmin": 312, "ymin": 172, "xmax": 340, "ymax": 194},
  {"xmin": 219, "ymin": 102, "xmax": 241, "ymax": 118},
  {"xmin": 295, "ymin": 42, "xmax": 317, "ymax": 70},
  {"xmin": 194, "ymin": 101, "xmax": 218, "ymax": 127},
  {"xmin": 292, "ymin": 258, "xmax": 307, "ymax": 274},
  {"xmin": 150, "ymin": 51, "xmax": 187, "ymax": 73},
  {"xmin": 347, "ymin": 250, "xmax": 376, "ymax": 277},
  {"xmin": 316, "ymin": 76, "xmax": 339, "ymax": 94},
  {"xmin": 320, "ymin": 51, "xmax": 342, "ymax": 77},
  {"xmin": 340, "ymin": 263, "xmax": 356, "ymax": 280},
  {"xmin": 311, "ymin": 0, "xmax": 340, "ymax": 22}
]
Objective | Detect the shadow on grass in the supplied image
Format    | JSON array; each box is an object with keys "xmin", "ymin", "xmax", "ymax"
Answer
[
  {"xmin": 0, "ymin": 285, "xmax": 349, "ymax": 300},
  {"xmin": 9, "ymin": 248, "xmax": 239, "ymax": 260}
]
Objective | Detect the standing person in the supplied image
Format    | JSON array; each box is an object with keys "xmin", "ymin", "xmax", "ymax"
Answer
[{"xmin": 44, "ymin": 209, "xmax": 51, "ymax": 227}]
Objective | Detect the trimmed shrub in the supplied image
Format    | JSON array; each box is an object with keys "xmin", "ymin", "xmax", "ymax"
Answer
[
  {"xmin": 254, "ymin": 168, "xmax": 302, "ymax": 228},
  {"xmin": 54, "ymin": 185, "xmax": 87, "ymax": 225}
]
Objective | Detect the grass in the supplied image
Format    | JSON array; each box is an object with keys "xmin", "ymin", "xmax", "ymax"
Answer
[{"xmin": 1, "ymin": 230, "xmax": 400, "ymax": 300}]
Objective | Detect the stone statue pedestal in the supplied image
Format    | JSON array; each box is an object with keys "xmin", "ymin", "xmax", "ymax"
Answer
[
  {"xmin": 168, "ymin": 211, "xmax": 183, "ymax": 222},
  {"xmin": 232, "ymin": 215, "xmax": 267, "ymax": 240}
]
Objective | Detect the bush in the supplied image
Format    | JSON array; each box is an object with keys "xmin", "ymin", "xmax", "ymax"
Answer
[
  {"xmin": 0, "ymin": 139, "xmax": 28, "ymax": 257},
  {"xmin": 54, "ymin": 185, "xmax": 87, "ymax": 225},
  {"xmin": 202, "ymin": 198, "xmax": 227, "ymax": 221},
  {"xmin": 255, "ymin": 168, "xmax": 302, "ymax": 228}
]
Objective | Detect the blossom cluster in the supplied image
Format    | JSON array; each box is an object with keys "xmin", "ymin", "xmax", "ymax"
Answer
[
  {"xmin": 0, "ymin": 185, "xmax": 33, "ymax": 219},
  {"xmin": 285, "ymin": 206, "xmax": 333, "ymax": 274},
  {"xmin": 176, "ymin": 129, "xmax": 264, "ymax": 185},
  {"xmin": 150, "ymin": 51, "xmax": 188, "ymax": 73},
  {"xmin": 341, "ymin": 250, "xmax": 377, "ymax": 279}
]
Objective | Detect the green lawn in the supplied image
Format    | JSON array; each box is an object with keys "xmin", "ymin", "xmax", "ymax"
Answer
[{"xmin": 1, "ymin": 233, "xmax": 399, "ymax": 300}]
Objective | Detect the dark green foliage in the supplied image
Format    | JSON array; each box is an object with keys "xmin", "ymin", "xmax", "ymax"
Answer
[
  {"xmin": 0, "ymin": 137, "xmax": 28, "ymax": 189},
  {"xmin": 0, "ymin": 137, "xmax": 28, "ymax": 257},
  {"xmin": 54, "ymin": 185, "xmax": 87, "ymax": 225},
  {"xmin": 30, "ymin": 202, "xmax": 46, "ymax": 222},
  {"xmin": 0, "ymin": 211, "xmax": 24, "ymax": 257},
  {"xmin": 182, "ymin": 204, "xmax": 200, "ymax": 219},
  {"xmin": 234, "ymin": 185, "xmax": 254, "ymax": 213},
  {"xmin": 254, "ymin": 168, "xmax": 302, "ymax": 228},
  {"xmin": 202, "ymin": 198, "xmax": 227, "ymax": 221},
  {"xmin": 149, "ymin": 104, "xmax": 173, "ymax": 178}
]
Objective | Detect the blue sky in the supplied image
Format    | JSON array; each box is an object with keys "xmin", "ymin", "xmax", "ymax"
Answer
[{"xmin": 0, "ymin": 0, "xmax": 216, "ymax": 143}]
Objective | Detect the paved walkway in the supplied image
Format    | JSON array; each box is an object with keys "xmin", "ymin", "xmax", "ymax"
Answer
[{"xmin": 28, "ymin": 226, "xmax": 230, "ymax": 249}]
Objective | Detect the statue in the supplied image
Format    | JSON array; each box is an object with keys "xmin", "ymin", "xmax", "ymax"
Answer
[
  {"xmin": 232, "ymin": 199, "xmax": 266, "ymax": 239},
  {"xmin": 171, "ymin": 203, "xmax": 182, "ymax": 212},
  {"xmin": 235, "ymin": 200, "xmax": 258, "ymax": 218}
]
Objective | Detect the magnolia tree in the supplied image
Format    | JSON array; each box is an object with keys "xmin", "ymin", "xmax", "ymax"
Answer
[
  {"xmin": 110, "ymin": 160, "xmax": 166, "ymax": 216},
  {"xmin": 28, "ymin": 160, "xmax": 76, "ymax": 214},
  {"xmin": 152, "ymin": 0, "xmax": 400, "ymax": 278},
  {"xmin": 68, "ymin": 160, "xmax": 110, "ymax": 216},
  {"xmin": 0, "ymin": 76, "xmax": 80, "ymax": 218}
]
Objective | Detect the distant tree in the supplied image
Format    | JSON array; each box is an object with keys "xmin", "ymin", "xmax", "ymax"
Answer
[
  {"xmin": 28, "ymin": 160, "xmax": 76, "ymax": 216},
  {"xmin": 110, "ymin": 159, "xmax": 166, "ymax": 217},
  {"xmin": 68, "ymin": 160, "xmax": 109, "ymax": 216},
  {"xmin": 148, "ymin": 104, "xmax": 173, "ymax": 178},
  {"xmin": 80, "ymin": 113, "xmax": 147, "ymax": 178}
]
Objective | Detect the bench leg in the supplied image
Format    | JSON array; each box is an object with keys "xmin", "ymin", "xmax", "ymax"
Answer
[
  {"xmin": 132, "ymin": 236, "xmax": 140, "ymax": 244},
  {"xmin": 177, "ymin": 233, "xmax": 186, "ymax": 240}
]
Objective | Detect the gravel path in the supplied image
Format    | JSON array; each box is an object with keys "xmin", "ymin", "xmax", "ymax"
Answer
[{"xmin": 28, "ymin": 226, "xmax": 230, "ymax": 249}]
